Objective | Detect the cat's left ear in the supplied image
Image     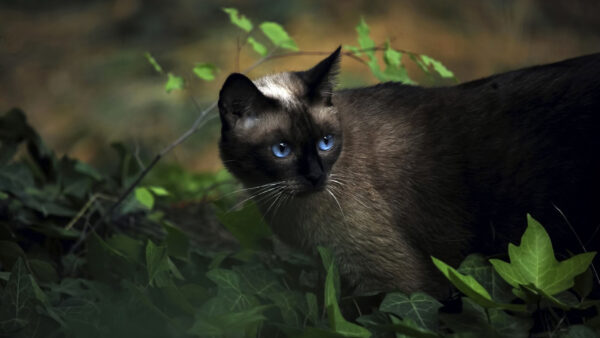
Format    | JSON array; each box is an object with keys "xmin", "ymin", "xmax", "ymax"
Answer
[{"xmin": 297, "ymin": 46, "xmax": 341, "ymax": 105}]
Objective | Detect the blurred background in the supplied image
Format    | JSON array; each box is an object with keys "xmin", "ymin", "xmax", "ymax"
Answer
[{"xmin": 2, "ymin": 0, "xmax": 600, "ymax": 173}]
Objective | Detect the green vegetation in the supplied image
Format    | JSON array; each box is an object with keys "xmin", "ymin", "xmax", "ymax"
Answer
[{"xmin": 0, "ymin": 8, "xmax": 598, "ymax": 338}]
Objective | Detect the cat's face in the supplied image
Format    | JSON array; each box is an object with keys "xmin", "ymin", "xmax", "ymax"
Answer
[{"xmin": 218, "ymin": 48, "xmax": 342, "ymax": 195}]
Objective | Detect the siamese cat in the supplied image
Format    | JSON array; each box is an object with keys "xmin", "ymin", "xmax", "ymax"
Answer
[{"xmin": 218, "ymin": 47, "xmax": 600, "ymax": 296}]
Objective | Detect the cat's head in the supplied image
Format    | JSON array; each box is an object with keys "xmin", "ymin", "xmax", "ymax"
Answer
[{"xmin": 218, "ymin": 47, "xmax": 342, "ymax": 196}]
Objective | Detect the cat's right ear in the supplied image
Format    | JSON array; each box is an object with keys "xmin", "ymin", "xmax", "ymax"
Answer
[{"xmin": 218, "ymin": 73, "xmax": 269, "ymax": 130}]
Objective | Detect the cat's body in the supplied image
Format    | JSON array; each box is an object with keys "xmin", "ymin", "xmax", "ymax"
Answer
[{"xmin": 218, "ymin": 49, "xmax": 600, "ymax": 296}]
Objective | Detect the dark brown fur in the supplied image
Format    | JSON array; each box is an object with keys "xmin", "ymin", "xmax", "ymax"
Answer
[{"xmin": 218, "ymin": 49, "xmax": 600, "ymax": 296}]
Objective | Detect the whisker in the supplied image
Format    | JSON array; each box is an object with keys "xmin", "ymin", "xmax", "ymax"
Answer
[
  {"xmin": 227, "ymin": 184, "xmax": 283, "ymax": 212},
  {"xmin": 264, "ymin": 188, "xmax": 285, "ymax": 218},
  {"xmin": 326, "ymin": 187, "xmax": 345, "ymax": 220}
]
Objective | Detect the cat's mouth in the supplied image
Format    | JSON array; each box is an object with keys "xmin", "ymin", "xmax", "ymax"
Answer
[{"xmin": 289, "ymin": 177, "xmax": 329, "ymax": 196}]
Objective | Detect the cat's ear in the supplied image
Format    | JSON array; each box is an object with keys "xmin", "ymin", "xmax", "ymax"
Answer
[
  {"xmin": 298, "ymin": 46, "xmax": 341, "ymax": 104},
  {"xmin": 218, "ymin": 73, "xmax": 270, "ymax": 129}
]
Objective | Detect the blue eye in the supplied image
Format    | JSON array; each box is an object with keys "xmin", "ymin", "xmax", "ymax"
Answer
[
  {"xmin": 318, "ymin": 134, "xmax": 335, "ymax": 151},
  {"xmin": 272, "ymin": 142, "xmax": 291, "ymax": 158}
]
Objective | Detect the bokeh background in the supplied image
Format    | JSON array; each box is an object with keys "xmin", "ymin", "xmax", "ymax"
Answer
[{"xmin": 2, "ymin": 0, "xmax": 600, "ymax": 173}]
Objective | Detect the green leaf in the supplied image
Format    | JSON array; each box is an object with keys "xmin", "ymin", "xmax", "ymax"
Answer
[
  {"xmin": 323, "ymin": 253, "xmax": 371, "ymax": 337},
  {"xmin": 389, "ymin": 317, "xmax": 440, "ymax": 338},
  {"xmin": 440, "ymin": 298, "xmax": 533, "ymax": 338},
  {"xmin": 489, "ymin": 214, "xmax": 596, "ymax": 296},
  {"xmin": 559, "ymin": 325, "xmax": 599, "ymax": 338},
  {"xmin": 146, "ymin": 241, "xmax": 173, "ymax": 287},
  {"xmin": 458, "ymin": 254, "xmax": 515, "ymax": 303},
  {"xmin": 144, "ymin": 52, "xmax": 163, "ymax": 74},
  {"xmin": 148, "ymin": 185, "xmax": 169, "ymax": 196},
  {"xmin": 222, "ymin": 8, "xmax": 253, "ymax": 32},
  {"xmin": 382, "ymin": 43, "xmax": 414, "ymax": 84},
  {"xmin": 0, "ymin": 240, "xmax": 26, "ymax": 270},
  {"xmin": 259, "ymin": 22, "xmax": 298, "ymax": 51},
  {"xmin": 247, "ymin": 36, "xmax": 268, "ymax": 56},
  {"xmin": 74, "ymin": 161, "xmax": 103, "ymax": 181},
  {"xmin": 432, "ymin": 256, "xmax": 525, "ymax": 312},
  {"xmin": 215, "ymin": 201, "xmax": 271, "ymax": 250},
  {"xmin": 0, "ymin": 258, "xmax": 36, "ymax": 332},
  {"xmin": 420, "ymin": 55, "xmax": 455, "ymax": 79},
  {"xmin": 28, "ymin": 259, "xmax": 59, "ymax": 283},
  {"xmin": 383, "ymin": 43, "xmax": 401, "ymax": 68},
  {"xmin": 270, "ymin": 290, "xmax": 305, "ymax": 327},
  {"xmin": 206, "ymin": 268, "xmax": 258, "ymax": 312},
  {"xmin": 234, "ymin": 264, "xmax": 284, "ymax": 297},
  {"xmin": 135, "ymin": 187, "xmax": 154, "ymax": 209},
  {"xmin": 165, "ymin": 73, "xmax": 184, "ymax": 93},
  {"xmin": 189, "ymin": 305, "xmax": 271, "ymax": 337},
  {"xmin": 379, "ymin": 292, "xmax": 442, "ymax": 332},
  {"xmin": 305, "ymin": 292, "xmax": 319, "ymax": 325},
  {"xmin": 356, "ymin": 17, "xmax": 375, "ymax": 52},
  {"xmin": 318, "ymin": 246, "xmax": 340, "ymax": 300},
  {"xmin": 192, "ymin": 63, "xmax": 218, "ymax": 81},
  {"xmin": 573, "ymin": 268, "xmax": 594, "ymax": 299},
  {"xmin": 163, "ymin": 222, "xmax": 189, "ymax": 261}
]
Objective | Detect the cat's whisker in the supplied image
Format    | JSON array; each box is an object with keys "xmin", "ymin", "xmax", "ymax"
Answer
[
  {"xmin": 222, "ymin": 181, "xmax": 285, "ymax": 198},
  {"xmin": 264, "ymin": 187, "xmax": 286, "ymax": 219},
  {"xmin": 227, "ymin": 183, "xmax": 283, "ymax": 212},
  {"xmin": 326, "ymin": 187, "xmax": 345, "ymax": 220},
  {"xmin": 329, "ymin": 183, "xmax": 369, "ymax": 210}
]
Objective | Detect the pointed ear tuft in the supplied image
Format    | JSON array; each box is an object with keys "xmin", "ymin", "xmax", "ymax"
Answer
[
  {"xmin": 218, "ymin": 73, "xmax": 268, "ymax": 129},
  {"xmin": 297, "ymin": 46, "xmax": 341, "ymax": 104}
]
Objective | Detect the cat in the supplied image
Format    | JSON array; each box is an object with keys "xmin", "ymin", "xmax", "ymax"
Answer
[{"xmin": 217, "ymin": 47, "xmax": 600, "ymax": 297}]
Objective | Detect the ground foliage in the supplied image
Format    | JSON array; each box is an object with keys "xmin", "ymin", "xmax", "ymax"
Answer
[{"xmin": 1, "ymin": 9, "xmax": 599, "ymax": 338}]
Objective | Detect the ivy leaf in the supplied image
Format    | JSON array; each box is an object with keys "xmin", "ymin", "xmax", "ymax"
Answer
[
  {"xmin": 165, "ymin": 73, "xmax": 184, "ymax": 93},
  {"xmin": 192, "ymin": 63, "xmax": 218, "ymax": 81},
  {"xmin": 489, "ymin": 214, "xmax": 596, "ymax": 296},
  {"xmin": 389, "ymin": 316, "xmax": 440, "ymax": 338},
  {"xmin": 322, "ymin": 252, "xmax": 371, "ymax": 337},
  {"xmin": 440, "ymin": 298, "xmax": 533, "ymax": 338},
  {"xmin": 559, "ymin": 325, "xmax": 599, "ymax": 338},
  {"xmin": 0, "ymin": 258, "xmax": 35, "ymax": 332},
  {"xmin": 432, "ymin": 256, "xmax": 526, "ymax": 312},
  {"xmin": 458, "ymin": 254, "xmax": 515, "ymax": 303},
  {"xmin": 247, "ymin": 36, "xmax": 268, "ymax": 56},
  {"xmin": 259, "ymin": 22, "xmax": 298, "ymax": 51},
  {"xmin": 269, "ymin": 290, "xmax": 305, "ymax": 327},
  {"xmin": 163, "ymin": 222, "xmax": 189, "ymax": 261},
  {"xmin": 379, "ymin": 292, "xmax": 442, "ymax": 332},
  {"xmin": 135, "ymin": 187, "xmax": 154, "ymax": 209},
  {"xmin": 305, "ymin": 292, "xmax": 319, "ymax": 325},
  {"xmin": 144, "ymin": 52, "xmax": 163, "ymax": 74},
  {"xmin": 215, "ymin": 201, "xmax": 271, "ymax": 250},
  {"xmin": 420, "ymin": 55, "xmax": 455, "ymax": 79},
  {"xmin": 234, "ymin": 264, "xmax": 284, "ymax": 298},
  {"xmin": 222, "ymin": 8, "xmax": 253, "ymax": 32},
  {"xmin": 146, "ymin": 240, "xmax": 173, "ymax": 287},
  {"xmin": 206, "ymin": 268, "xmax": 258, "ymax": 312}
]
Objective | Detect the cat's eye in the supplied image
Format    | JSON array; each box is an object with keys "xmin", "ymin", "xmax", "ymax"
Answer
[
  {"xmin": 318, "ymin": 134, "xmax": 335, "ymax": 151},
  {"xmin": 271, "ymin": 142, "xmax": 291, "ymax": 158}
]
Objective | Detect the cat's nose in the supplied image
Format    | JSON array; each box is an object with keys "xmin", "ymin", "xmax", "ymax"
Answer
[{"xmin": 305, "ymin": 172, "xmax": 326, "ymax": 187}]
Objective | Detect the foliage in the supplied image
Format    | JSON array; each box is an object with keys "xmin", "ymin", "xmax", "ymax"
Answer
[{"xmin": 1, "ymin": 8, "xmax": 599, "ymax": 338}]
